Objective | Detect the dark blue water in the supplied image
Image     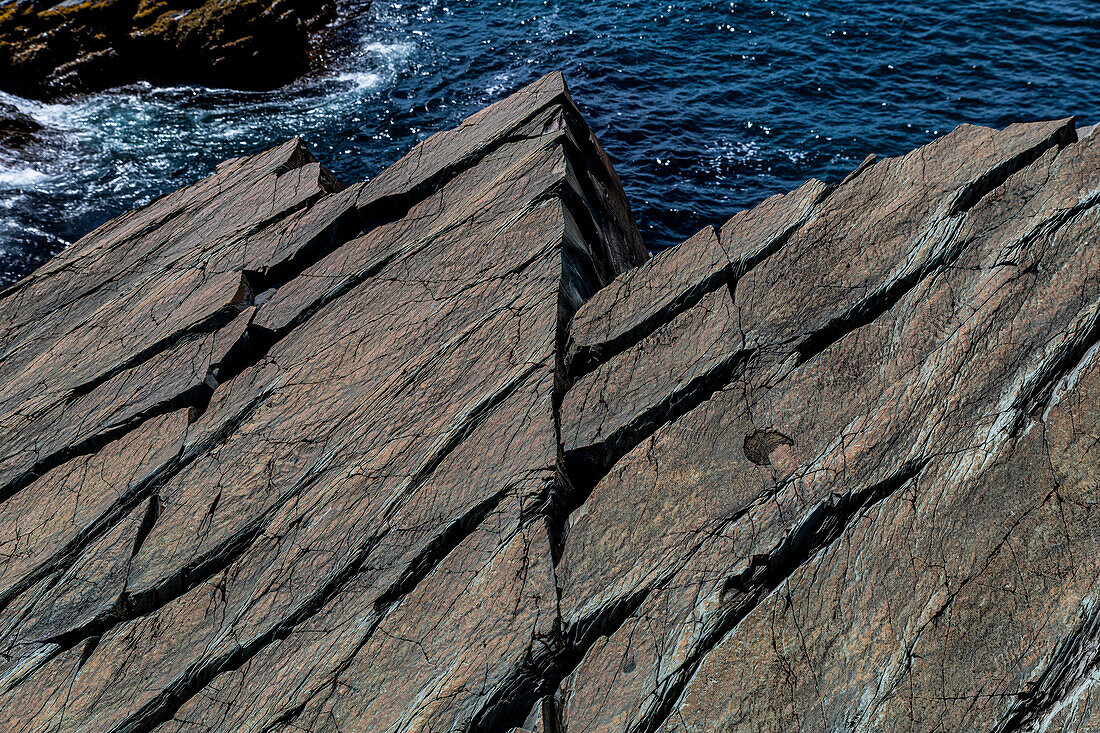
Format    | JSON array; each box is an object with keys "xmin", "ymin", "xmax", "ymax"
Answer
[{"xmin": 1, "ymin": 0, "xmax": 1098, "ymax": 286}]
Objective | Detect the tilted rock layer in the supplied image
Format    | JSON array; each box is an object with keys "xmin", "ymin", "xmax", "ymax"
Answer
[
  {"xmin": 0, "ymin": 0, "xmax": 335, "ymax": 99},
  {"xmin": 0, "ymin": 73, "xmax": 1098, "ymax": 733}
]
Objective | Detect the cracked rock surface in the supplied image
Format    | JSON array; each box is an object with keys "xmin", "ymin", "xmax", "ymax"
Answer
[{"xmin": 0, "ymin": 73, "xmax": 1099, "ymax": 733}]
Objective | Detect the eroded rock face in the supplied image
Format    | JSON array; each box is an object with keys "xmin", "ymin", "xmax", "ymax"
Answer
[
  {"xmin": 0, "ymin": 0, "xmax": 336, "ymax": 100},
  {"xmin": 0, "ymin": 73, "xmax": 1098, "ymax": 733}
]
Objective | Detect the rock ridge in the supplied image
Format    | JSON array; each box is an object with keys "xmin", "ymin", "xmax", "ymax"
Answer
[{"xmin": 0, "ymin": 73, "xmax": 1098, "ymax": 733}]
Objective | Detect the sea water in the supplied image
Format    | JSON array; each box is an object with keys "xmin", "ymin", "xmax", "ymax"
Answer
[{"xmin": 0, "ymin": 0, "xmax": 1097, "ymax": 286}]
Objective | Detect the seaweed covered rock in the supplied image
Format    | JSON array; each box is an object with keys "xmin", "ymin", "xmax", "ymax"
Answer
[
  {"xmin": 0, "ymin": 102, "xmax": 42, "ymax": 148},
  {"xmin": 0, "ymin": 0, "xmax": 337, "ymax": 100}
]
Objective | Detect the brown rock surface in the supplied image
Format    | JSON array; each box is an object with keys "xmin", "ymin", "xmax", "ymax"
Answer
[
  {"xmin": 1, "ymin": 72, "xmax": 1100, "ymax": 733},
  {"xmin": 0, "ymin": 0, "xmax": 336, "ymax": 100},
  {"xmin": 553, "ymin": 118, "xmax": 1100, "ymax": 733}
]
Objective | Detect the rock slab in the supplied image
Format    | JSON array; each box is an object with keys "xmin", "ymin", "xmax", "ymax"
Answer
[{"xmin": 0, "ymin": 73, "xmax": 1099, "ymax": 733}]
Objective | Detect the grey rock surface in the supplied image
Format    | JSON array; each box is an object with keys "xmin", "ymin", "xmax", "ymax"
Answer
[{"xmin": 0, "ymin": 73, "xmax": 1099, "ymax": 733}]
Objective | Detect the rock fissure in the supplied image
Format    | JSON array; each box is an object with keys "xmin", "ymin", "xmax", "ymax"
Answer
[
  {"xmin": 625, "ymin": 459, "xmax": 930, "ymax": 733},
  {"xmin": 992, "ymin": 605, "xmax": 1100, "ymax": 733}
]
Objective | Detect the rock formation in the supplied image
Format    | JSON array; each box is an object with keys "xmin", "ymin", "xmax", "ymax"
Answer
[
  {"xmin": 0, "ymin": 73, "xmax": 1098, "ymax": 732},
  {"xmin": 0, "ymin": 0, "xmax": 336, "ymax": 100},
  {"xmin": 0, "ymin": 102, "xmax": 43, "ymax": 148}
]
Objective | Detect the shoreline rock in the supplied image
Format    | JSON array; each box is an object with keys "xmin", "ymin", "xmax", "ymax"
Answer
[
  {"xmin": 0, "ymin": 101, "xmax": 42, "ymax": 148},
  {"xmin": 0, "ymin": 0, "xmax": 338, "ymax": 100},
  {"xmin": 1, "ymin": 74, "xmax": 1099, "ymax": 732}
]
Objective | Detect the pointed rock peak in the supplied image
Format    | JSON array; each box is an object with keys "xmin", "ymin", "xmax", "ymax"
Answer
[
  {"xmin": 841, "ymin": 153, "xmax": 877, "ymax": 185},
  {"xmin": 357, "ymin": 72, "xmax": 579, "ymax": 215},
  {"xmin": 272, "ymin": 137, "xmax": 318, "ymax": 174},
  {"xmin": 719, "ymin": 177, "xmax": 830, "ymax": 268},
  {"xmin": 472, "ymin": 70, "xmax": 571, "ymax": 119},
  {"xmin": 944, "ymin": 116, "xmax": 1076, "ymax": 215}
]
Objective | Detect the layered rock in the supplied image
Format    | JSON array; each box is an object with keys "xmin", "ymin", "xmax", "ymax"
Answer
[
  {"xmin": 553, "ymin": 116, "xmax": 1100, "ymax": 733},
  {"xmin": 0, "ymin": 0, "xmax": 336, "ymax": 100},
  {"xmin": 0, "ymin": 73, "xmax": 1099, "ymax": 733}
]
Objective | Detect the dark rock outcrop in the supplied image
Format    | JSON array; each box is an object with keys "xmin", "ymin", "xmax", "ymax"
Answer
[
  {"xmin": 0, "ymin": 102, "xmax": 42, "ymax": 148},
  {"xmin": 0, "ymin": 0, "xmax": 336, "ymax": 100},
  {"xmin": 0, "ymin": 74, "xmax": 1099, "ymax": 733}
]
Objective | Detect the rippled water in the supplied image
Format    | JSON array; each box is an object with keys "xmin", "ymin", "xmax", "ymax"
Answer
[{"xmin": 1, "ymin": 0, "xmax": 1099, "ymax": 285}]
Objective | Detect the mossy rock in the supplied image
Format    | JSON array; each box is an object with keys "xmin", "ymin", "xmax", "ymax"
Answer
[{"xmin": 0, "ymin": 0, "xmax": 336, "ymax": 99}]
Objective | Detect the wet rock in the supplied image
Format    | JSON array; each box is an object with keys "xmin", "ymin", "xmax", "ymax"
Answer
[
  {"xmin": 1, "ymin": 74, "xmax": 1099, "ymax": 733},
  {"xmin": 0, "ymin": 0, "xmax": 337, "ymax": 100},
  {"xmin": 0, "ymin": 102, "xmax": 42, "ymax": 148}
]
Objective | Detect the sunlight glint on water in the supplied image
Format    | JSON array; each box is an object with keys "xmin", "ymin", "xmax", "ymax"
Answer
[{"xmin": 1, "ymin": 0, "xmax": 1098, "ymax": 286}]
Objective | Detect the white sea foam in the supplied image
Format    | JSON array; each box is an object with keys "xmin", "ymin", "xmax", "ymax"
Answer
[
  {"xmin": 486, "ymin": 71, "xmax": 517, "ymax": 97},
  {"xmin": 336, "ymin": 71, "xmax": 383, "ymax": 90},
  {"xmin": 0, "ymin": 167, "xmax": 49, "ymax": 189},
  {"xmin": 329, "ymin": 38, "xmax": 417, "ymax": 93},
  {"xmin": 0, "ymin": 89, "xmax": 85, "ymax": 134},
  {"xmin": 363, "ymin": 40, "xmax": 415, "ymax": 60},
  {"xmin": 0, "ymin": 4, "xmax": 428, "ymax": 284}
]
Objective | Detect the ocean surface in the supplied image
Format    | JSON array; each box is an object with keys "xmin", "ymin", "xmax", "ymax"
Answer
[{"xmin": 1, "ymin": 0, "xmax": 1098, "ymax": 286}]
